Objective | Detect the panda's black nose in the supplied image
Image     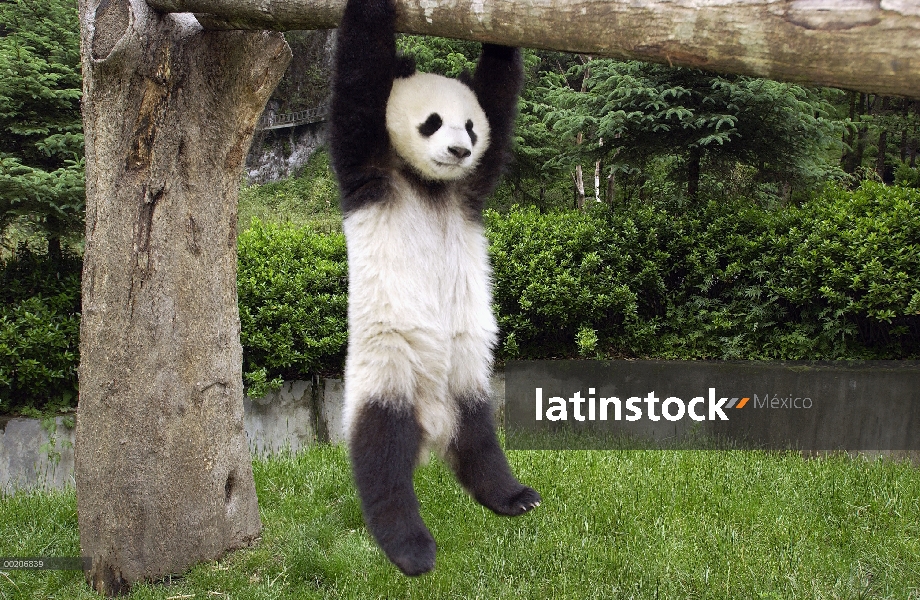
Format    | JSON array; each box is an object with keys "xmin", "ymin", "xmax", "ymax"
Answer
[{"xmin": 448, "ymin": 146, "xmax": 472, "ymax": 159}]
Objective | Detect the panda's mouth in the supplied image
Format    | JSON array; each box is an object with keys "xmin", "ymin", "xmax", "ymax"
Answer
[
  {"xmin": 423, "ymin": 159, "xmax": 470, "ymax": 182},
  {"xmin": 433, "ymin": 160, "xmax": 467, "ymax": 171}
]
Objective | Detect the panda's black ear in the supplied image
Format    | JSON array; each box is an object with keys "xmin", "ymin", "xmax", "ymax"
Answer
[
  {"xmin": 395, "ymin": 55, "xmax": 417, "ymax": 78},
  {"xmin": 457, "ymin": 69, "xmax": 474, "ymax": 88}
]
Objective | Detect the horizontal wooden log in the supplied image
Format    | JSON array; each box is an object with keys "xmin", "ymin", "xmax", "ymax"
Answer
[{"xmin": 146, "ymin": 0, "xmax": 920, "ymax": 98}]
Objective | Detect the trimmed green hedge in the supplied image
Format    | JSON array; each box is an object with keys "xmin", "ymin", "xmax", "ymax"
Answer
[
  {"xmin": 490, "ymin": 182, "xmax": 920, "ymax": 361},
  {"xmin": 0, "ymin": 247, "xmax": 81, "ymax": 415},
  {"xmin": 2, "ymin": 182, "xmax": 918, "ymax": 413},
  {"xmin": 237, "ymin": 219, "xmax": 348, "ymax": 398}
]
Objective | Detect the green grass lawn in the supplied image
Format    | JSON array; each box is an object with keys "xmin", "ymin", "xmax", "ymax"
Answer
[{"xmin": 2, "ymin": 446, "xmax": 919, "ymax": 599}]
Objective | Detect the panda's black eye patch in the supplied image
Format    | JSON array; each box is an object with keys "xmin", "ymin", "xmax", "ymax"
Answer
[
  {"xmin": 466, "ymin": 120, "xmax": 477, "ymax": 146},
  {"xmin": 418, "ymin": 113, "xmax": 442, "ymax": 137}
]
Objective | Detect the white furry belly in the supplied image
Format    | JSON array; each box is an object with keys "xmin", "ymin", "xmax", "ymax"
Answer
[{"xmin": 342, "ymin": 184, "xmax": 497, "ymax": 450}]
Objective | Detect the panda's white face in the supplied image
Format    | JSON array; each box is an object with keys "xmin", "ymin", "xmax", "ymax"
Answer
[{"xmin": 386, "ymin": 72, "xmax": 490, "ymax": 182}]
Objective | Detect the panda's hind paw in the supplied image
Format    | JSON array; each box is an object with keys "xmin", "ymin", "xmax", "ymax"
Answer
[
  {"xmin": 490, "ymin": 485, "xmax": 542, "ymax": 517},
  {"xmin": 383, "ymin": 527, "xmax": 437, "ymax": 577}
]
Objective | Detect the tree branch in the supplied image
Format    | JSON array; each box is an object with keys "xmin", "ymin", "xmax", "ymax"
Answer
[{"xmin": 145, "ymin": 0, "xmax": 920, "ymax": 98}]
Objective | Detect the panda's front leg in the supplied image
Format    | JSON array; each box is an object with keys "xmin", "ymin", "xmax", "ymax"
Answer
[{"xmin": 349, "ymin": 399, "xmax": 437, "ymax": 576}]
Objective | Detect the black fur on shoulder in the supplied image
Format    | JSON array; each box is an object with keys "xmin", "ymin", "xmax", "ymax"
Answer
[{"xmin": 395, "ymin": 55, "xmax": 417, "ymax": 79}]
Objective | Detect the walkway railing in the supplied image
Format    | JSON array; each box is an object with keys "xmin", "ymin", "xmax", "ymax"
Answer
[{"xmin": 257, "ymin": 103, "xmax": 330, "ymax": 130}]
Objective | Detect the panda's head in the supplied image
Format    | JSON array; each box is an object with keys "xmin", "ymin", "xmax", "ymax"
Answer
[{"xmin": 386, "ymin": 72, "xmax": 490, "ymax": 182}]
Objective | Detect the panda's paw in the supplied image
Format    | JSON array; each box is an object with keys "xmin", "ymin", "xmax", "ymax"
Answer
[
  {"xmin": 384, "ymin": 527, "xmax": 437, "ymax": 576},
  {"xmin": 488, "ymin": 485, "xmax": 542, "ymax": 517}
]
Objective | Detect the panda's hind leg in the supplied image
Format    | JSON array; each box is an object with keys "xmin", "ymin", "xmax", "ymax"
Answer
[
  {"xmin": 349, "ymin": 400, "xmax": 436, "ymax": 576},
  {"xmin": 447, "ymin": 394, "xmax": 542, "ymax": 516}
]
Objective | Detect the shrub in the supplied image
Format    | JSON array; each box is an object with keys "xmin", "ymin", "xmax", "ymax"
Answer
[
  {"xmin": 487, "ymin": 182, "xmax": 920, "ymax": 361},
  {"xmin": 237, "ymin": 219, "xmax": 348, "ymax": 398},
  {"xmin": 771, "ymin": 182, "xmax": 920, "ymax": 357},
  {"xmin": 3, "ymin": 182, "xmax": 917, "ymax": 413},
  {"xmin": 0, "ymin": 246, "xmax": 81, "ymax": 415},
  {"xmin": 651, "ymin": 196, "xmax": 782, "ymax": 359},
  {"xmin": 487, "ymin": 205, "xmax": 667, "ymax": 359},
  {"xmin": 894, "ymin": 162, "xmax": 920, "ymax": 189}
]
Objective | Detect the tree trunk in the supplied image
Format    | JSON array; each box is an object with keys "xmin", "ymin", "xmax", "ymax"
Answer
[
  {"xmin": 852, "ymin": 126, "xmax": 869, "ymax": 174},
  {"xmin": 853, "ymin": 125, "xmax": 870, "ymax": 174},
  {"xmin": 606, "ymin": 170, "xmax": 616, "ymax": 207},
  {"xmin": 573, "ymin": 130, "xmax": 586, "ymax": 210},
  {"xmin": 874, "ymin": 96, "xmax": 892, "ymax": 180},
  {"xmin": 573, "ymin": 166, "xmax": 586, "ymax": 210},
  {"xmin": 841, "ymin": 91, "xmax": 858, "ymax": 173},
  {"xmin": 148, "ymin": 0, "xmax": 920, "ymax": 98},
  {"xmin": 75, "ymin": 0, "xmax": 290, "ymax": 595},
  {"xmin": 594, "ymin": 160, "xmax": 601, "ymax": 204},
  {"xmin": 46, "ymin": 213, "xmax": 63, "ymax": 263},
  {"xmin": 844, "ymin": 93, "xmax": 872, "ymax": 174}
]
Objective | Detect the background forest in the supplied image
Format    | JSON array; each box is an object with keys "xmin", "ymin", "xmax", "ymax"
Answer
[{"xmin": 2, "ymin": 0, "xmax": 919, "ymax": 412}]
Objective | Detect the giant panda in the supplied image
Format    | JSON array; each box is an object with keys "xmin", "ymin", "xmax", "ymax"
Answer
[{"xmin": 329, "ymin": 0, "xmax": 541, "ymax": 577}]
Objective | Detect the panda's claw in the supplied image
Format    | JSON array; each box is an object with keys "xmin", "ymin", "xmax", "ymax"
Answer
[
  {"xmin": 490, "ymin": 485, "xmax": 542, "ymax": 516},
  {"xmin": 517, "ymin": 499, "xmax": 540, "ymax": 513}
]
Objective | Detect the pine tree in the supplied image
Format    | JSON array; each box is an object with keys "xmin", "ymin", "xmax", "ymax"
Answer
[{"xmin": 0, "ymin": 0, "xmax": 84, "ymax": 256}]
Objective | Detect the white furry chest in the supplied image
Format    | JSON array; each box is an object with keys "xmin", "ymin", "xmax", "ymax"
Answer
[
  {"xmin": 343, "ymin": 180, "xmax": 492, "ymax": 331},
  {"xmin": 342, "ymin": 177, "xmax": 498, "ymax": 449}
]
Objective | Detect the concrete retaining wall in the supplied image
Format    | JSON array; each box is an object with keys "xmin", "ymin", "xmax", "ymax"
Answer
[
  {"xmin": 1, "ymin": 374, "xmax": 506, "ymax": 493},
  {"xmin": 0, "ymin": 416, "xmax": 76, "ymax": 493}
]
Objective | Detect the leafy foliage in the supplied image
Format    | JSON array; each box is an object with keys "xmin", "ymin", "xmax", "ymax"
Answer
[
  {"xmin": 237, "ymin": 220, "xmax": 348, "ymax": 398},
  {"xmin": 486, "ymin": 204, "xmax": 666, "ymax": 358},
  {"xmin": 894, "ymin": 161, "xmax": 920, "ymax": 188},
  {"xmin": 499, "ymin": 51, "xmax": 575, "ymax": 210},
  {"xmin": 0, "ymin": 0, "xmax": 85, "ymax": 251},
  {"xmin": 773, "ymin": 182, "xmax": 920, "ymax": 354},
  {"xmin": 489, "ymin": 182, "xmax": 920, "ymax": 361},
  {"xmin": 0, "ymin": 246, "xmax": 81, "ymax": 415},
  {"xmin": 396, "ymin": 35, "xmax": 480, "ymax": 77},
  {"xmin": 542, "ymin": 60, "xmax": 842, "ymax": 201},
  {"xmin": 2, "ymin": 182, "xmax": 917, "ymax": 413}
]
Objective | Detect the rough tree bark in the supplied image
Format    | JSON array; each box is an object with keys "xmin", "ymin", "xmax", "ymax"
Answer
[
  {"xmin": 147, "ymin": 0, "xmax": 920, "ymax": 98},
  {"xmin": 573, "ymin": 166, "xmax": 586, "ymax": 210},
  {"xmin": 75, "ymin": 0, "xmax": 290, "ymax": 594}
]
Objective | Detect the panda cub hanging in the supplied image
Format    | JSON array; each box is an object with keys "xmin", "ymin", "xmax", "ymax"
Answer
[{"xmin": 329, "ymin": 0, "xmax": 541, "ymax": 577}]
